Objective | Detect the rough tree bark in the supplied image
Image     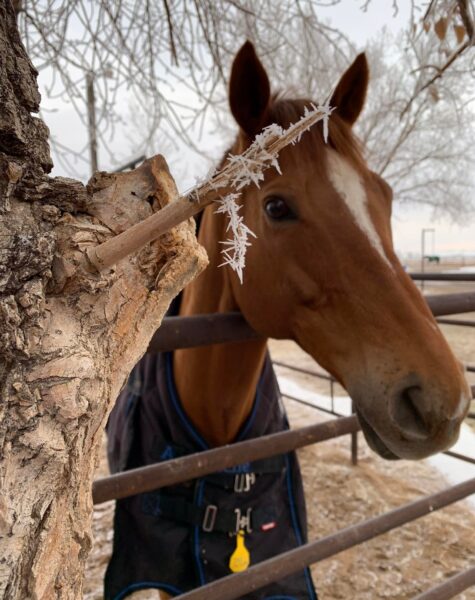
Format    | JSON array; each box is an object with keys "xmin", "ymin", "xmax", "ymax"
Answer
[{"xmin": 0, "ymin": 3, "xmax": 207, "ymax": 598}]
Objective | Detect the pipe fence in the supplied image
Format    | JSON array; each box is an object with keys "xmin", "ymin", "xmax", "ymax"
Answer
[
  {"xmin": 409, "ymin": 272, "xmax": 475, "ymax": 282},
  {"xmin": 146, "ymin": 291, "xmax": 475, "ymax": 354},
  {"xmin": 95, "ymin": 286, "xmax": 475, "ymax": 599},
  {"xmin": 413, "ymin": 566, "xmax": 475, "ymax": 600}
]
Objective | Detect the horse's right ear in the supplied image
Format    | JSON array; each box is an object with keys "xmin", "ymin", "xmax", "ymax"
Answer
[
  {"xmin": 330, "ymin": 53, "xmax": 369, "ymax": 126},
  {"xmin": 229, "ymin": 41, "xmax": 271, "ymax": 139}
]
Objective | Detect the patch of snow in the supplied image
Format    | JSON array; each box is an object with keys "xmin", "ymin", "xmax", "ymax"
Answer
[
  {"xmin": 444, "ymin": 266, "xmax": 475, "ymax": 274},
  {"xmin": 278, "ymin": 374, "xmax": 352, "ymax": 416},
  {"xmin": 426, "ymin": 424, "xmax": 475, "ymax": 510}
]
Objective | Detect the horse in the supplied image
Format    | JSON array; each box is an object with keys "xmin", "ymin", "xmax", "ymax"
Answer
[{"xmin": 104, "ymin": 42, "xmax": 471, "ymax": 600}]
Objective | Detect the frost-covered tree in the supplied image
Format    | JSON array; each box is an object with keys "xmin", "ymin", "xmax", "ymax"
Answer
[
  {"xmin": 359, "ymin": 30, "xmax": 475, "ymax": 219},
  {"xmin": 17, "ymin": 0, "xmax": 343, "ymax": 173},
  {"xmin": 16, "ymin": 0, "xmax": 475, "ymax": 217}
]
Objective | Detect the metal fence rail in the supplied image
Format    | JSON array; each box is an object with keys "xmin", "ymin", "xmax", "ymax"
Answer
[
  {"xmin": 146, "ymin": 292, "xmax": 475, "ymax": 353},
  {"xmin": 97, "ymin": 291, "xmax": 475, "ymax": 507},
  {"xmin": 283, "ymin": 392, "xmax": 345, "ymax": 418},
  {"xmin": 437, "ymin": 318, "xmax": 475, "ymax": 327},
  {"xmin": 273, "ymin": 359, "xmax": 333, "ymax": 382},
  {"xmin": 93, "ymin": 415, "xmax": 360, "ymax": 504},
  {"xmin": 425, "ymin": 292, "xmax": 475, "ymax": 316},
  {"xmin": 94, "ymin": 384, "xmax": 475, "ymax": 505},
  {"xmin": 147, "ymin": 312, "xmax": 259, "ymax": 353},
  {"xmin": 275, "ymin": 359, "xmax": 475, "ymax": 386},
  {"xmin": 413, "ymin": 565, "xmax": 475, "ymax": 600},
  {"xmin": 176, "ymin": 478, "xmax": 475, "ymax": 600},
  {"xmin": 410, "ymin": 273, "xmax": 475, "ymax": 281}
]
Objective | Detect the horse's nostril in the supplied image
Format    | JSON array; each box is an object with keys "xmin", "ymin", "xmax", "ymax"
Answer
[{"xmin": 390, "ymin": 385, "xmax": 432, "ymax": 441}]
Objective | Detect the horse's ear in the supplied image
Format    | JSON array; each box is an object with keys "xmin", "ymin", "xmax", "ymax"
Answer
[
  {"xmin": 229, "ymin": 41, "xmax": 271, "ymax": 139},
  {"xmin": 330, "ymin": 53, "xmax": 369, "ymax": 126}
]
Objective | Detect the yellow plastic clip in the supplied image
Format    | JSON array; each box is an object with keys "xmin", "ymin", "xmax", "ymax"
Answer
[{"xmin": 229, "ymin": 529, "xmax": 250, "ymax": 573}]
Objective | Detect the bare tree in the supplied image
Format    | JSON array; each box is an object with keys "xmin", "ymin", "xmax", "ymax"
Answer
[
  {"xmin": 400, "ymin": 0, "xmax": 475, "ymax": 114},
  {"xmin": 17, "ymin": 0, "xmax": 344, "ymax": 175},
  {"xmin": 359, "ymin": 30, "xmax": 475, "ymax": 219}
]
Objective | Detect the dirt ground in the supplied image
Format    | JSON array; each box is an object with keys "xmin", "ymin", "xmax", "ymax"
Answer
[{"xmin": 85, "ymin": 263, "xmax": 475, "ymax": 599}]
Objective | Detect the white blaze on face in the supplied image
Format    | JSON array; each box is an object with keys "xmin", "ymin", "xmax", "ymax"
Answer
[{"xmin": 326, "ymin": 149, "xmax": 391, "ymax": 267}]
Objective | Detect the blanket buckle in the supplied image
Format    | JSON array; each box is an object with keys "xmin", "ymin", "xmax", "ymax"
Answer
[
  {"xmin": 202, "ymin": 504, "xmax": 218, "ymax": 532},
  {"xmin": 234, "ymin": 507, "xmax": 252, "ymax": 534},
  {"xmin": 234, "ymin": 472, "xmax": 256, "ymax": 493}
]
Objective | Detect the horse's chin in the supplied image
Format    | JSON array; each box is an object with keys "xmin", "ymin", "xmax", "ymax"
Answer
[{"xmin": 355, "ymin": 410, "xmax": 401, "ymax": 461}]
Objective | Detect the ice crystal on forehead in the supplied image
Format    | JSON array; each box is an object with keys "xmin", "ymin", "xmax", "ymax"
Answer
[{"xmin": 187, "ymin": 103, "xmax": 333, "ymax": 282}]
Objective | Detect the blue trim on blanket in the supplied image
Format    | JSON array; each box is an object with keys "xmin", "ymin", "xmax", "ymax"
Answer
[
  {"xmin": 165, "ymin": 351, "xmax": 263, "ymax": 450},
  {"xmin": 236, "ymin": 372, "xmax": 262, "ymax": 442},
  {"xmin": 163, "ymin": 353, "xmax": 311, "ymax": 596},
  {"xmin": 165, "ymin": 352, "xmax": 208, "ymax": 451},
  {"xmin": 112, "ymin": 581, "xmax": 183, "ymax": 599},
  {"xmin": 193, "ymin": 479, "xmax": 206, "ymax": 585}
]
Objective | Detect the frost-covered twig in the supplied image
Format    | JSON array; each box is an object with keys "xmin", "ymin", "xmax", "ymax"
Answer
[
  {"xmin": 85, "ymin": 104, "xmax": 333, "ymax": 273},
  {"xmin": 188, "ymin": 102, "xmax": 332, "ymax": 203}
]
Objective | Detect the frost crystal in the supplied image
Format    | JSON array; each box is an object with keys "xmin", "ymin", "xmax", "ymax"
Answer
[{"xmin": 214, "ymin": 193, "xmax": 256, "ymax": 284}]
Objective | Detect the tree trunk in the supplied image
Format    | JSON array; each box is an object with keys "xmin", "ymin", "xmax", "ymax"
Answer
[{"xmin": 0, "ymin": 3, "xmax": 207, "ymax": 598}]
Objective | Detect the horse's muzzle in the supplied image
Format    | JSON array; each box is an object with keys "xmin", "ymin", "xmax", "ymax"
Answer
[{"xmin": 351, "ymin": 372, "xmax": 471, "ymax": 460}]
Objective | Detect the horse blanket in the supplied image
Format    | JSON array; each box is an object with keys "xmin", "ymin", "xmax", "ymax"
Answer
[{"xmin": 105, "ymin": 349, "xmax": 318, "ymax": 600}]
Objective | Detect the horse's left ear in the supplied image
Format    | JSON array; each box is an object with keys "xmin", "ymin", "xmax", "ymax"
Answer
[
  {"xmin": 229, "ymin": 41, "xmax": 271, "ymax": 139},
  {"xmin": 330, "ymin": 53, "xmax": 369, "ymax": 126}
]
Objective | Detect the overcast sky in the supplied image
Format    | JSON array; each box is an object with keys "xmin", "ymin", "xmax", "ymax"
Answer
[{"xmin": 38, "ymin": 0, "xmax": 475, "ymax": 257}]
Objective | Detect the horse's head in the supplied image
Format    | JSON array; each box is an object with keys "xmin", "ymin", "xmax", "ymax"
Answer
[{"xmin": 224, "ymin": 41, "xmax": 471, "ymax": 460}]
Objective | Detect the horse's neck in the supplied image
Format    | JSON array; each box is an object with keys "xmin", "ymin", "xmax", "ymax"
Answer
[{"xmin": 173, "ymin": 207, "xmax": 268, "ymax": 447}]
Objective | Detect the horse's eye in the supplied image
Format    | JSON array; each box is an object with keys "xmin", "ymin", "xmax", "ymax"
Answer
[{"xmin": 264, "ymin": 196, "xmax": 295, "ymax": 221}]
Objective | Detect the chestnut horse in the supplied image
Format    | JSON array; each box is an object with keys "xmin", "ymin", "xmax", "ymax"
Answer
[{"xmin": 107, "ymin": 42, "xmax": 471, "ymax": 600}]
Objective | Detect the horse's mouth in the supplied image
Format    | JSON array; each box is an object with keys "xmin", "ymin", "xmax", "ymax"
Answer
[{"xmin": 356, "ymin": 410, "xmax": 401, "ymax": 461}]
